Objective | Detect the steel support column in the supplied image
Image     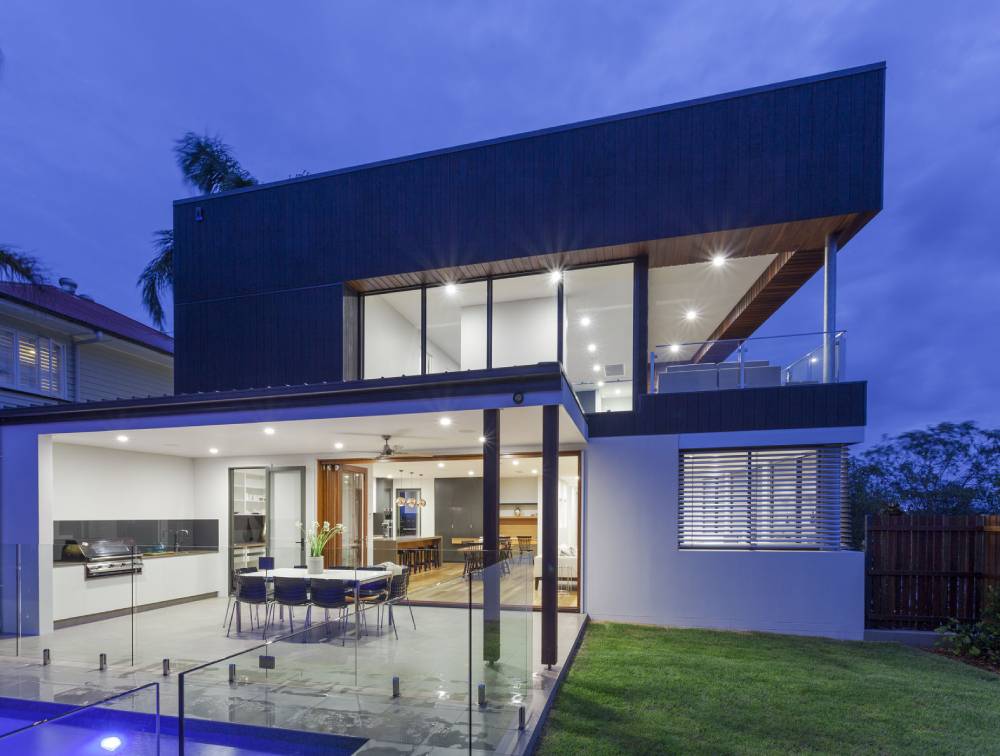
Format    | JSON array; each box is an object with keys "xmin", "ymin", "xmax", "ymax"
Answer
[
  {"xmin": 822, "ymin": 233, "xmax": 839, "ymax": 383},
  {"xmin": 482, "ymin": 408, "xmax": 501, "ymax": 663},
  {"xmin": 541, "ymin": 404, "xmax": 558, "ymax": 667}
]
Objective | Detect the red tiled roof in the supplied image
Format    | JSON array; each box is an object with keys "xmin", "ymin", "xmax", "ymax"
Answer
[{"xmin": 0, "ymin": 283, "xmax": 173, "ymax": 355}]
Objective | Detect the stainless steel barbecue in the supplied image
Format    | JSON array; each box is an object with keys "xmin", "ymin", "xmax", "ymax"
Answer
[{"xmin": 78, "ymin": 538, "xmax": 143, "ymax": 580}]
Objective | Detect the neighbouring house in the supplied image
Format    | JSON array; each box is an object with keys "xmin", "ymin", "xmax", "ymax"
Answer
[
  {"xmin": 0, "ymin": 279, "xmax": 173, "ymax": 407},
  {"xmin": 0, "ymin": 62, "xmax": 884, "ymax": 684}
]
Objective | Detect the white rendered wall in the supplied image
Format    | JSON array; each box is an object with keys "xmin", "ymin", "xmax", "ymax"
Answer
[{"xmin": 584, "ymin": 433, "xmax": 864, "ymax": 640}]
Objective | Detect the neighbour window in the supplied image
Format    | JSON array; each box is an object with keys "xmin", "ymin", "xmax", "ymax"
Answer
[
  {"xmin": 564, "ymin": 264, "xmax": 633, "ymax": 412},
  {"xmin": 363, "ymin": 290, "xmax": 422, "ymax": 379},
  {"xmin": 678, "ymin": 446, "xmax": 849, "ymax": 550},
  {"xmin": 425, "ymin": 281, "xmax": 487, "ymax": 373},
  {"xmin": 0, "ymin": 328, "xmax": 66, "ymax": 397},
  {"xmin": 491, "ymin": 273, "xmax": 558, "ymax": 368}
]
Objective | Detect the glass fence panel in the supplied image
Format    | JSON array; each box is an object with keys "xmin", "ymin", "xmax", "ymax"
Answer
[
  {"xmin": 0, "ymin": 681, "xmax": 160, "ymax": 755},
  {"xmin": 650, "ymin": 331, "xmax": 847, "ymax": 394}
]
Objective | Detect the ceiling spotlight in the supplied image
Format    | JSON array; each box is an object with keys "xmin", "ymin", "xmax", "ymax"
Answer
[
  {"xmin": 263, "ymin": 427, "xmax": 276, "ymax": 435},
  {"xmin": 512, "ymin": 459, "xmax": 520, "ymax": 466},
  {"xmin": 444, "ymin": 283, "xmax": 457, "ymax": 295},
  {"xmin": 437, "ymin": 462, "xmax": 445, "ymax": 469},
  {"xmin": 478, "ymin": 435, "xmax": 486, "ymax": 443},
  {"xmin": 711, "ymin": 254, "xmax": 726, "ymax": 267},
  {"xmin": 387, "ymin": 474, "xmax": 393, "ymax": 479},
  {"xmin": 579, "ymin": 316, "xmax": 591, "ymax": 327},
  {"xmin": 685, "ymin": 310, "xmax": 698, "ymax": 321},
  {"xmin": 531, "ymin": 469, "xmax": 538, "ymax": 475},
  {"xmin": 115, "ymin": 435, "xmax": 129, "ymax": 443},
  {"xmin": 587, "ymin": 343, "xmax": 596, "ymax": 353},
  {"xmin": 614, "ymin": 388, "xmax": 622, "ymax": 396},
  {"xmin": 549, "ymin": 270, "xmax": 562, "ymax": 284},
  {"xmin": 334, "ymin": 441, "xmax": 344, "ymax": 450},
  {"xmin": 597, "ymin": 380, "xmax": 605, "ymax": 387},
  {"xmin": 592, "ymin": 363, "xmax": 601, "ymax": 373},
  {"xmin": 810, "ymin": 356, "xmax": 818, "ymax": 364},
  {"xmin": 100, "ymin": 736, "xmax": 123, "ymax": 752},
  {"xmin": 467, "ymin": 470, "xmax": 474, "ymax": 476},
  {"xmin": 439, "ymin": 417, "xmax": 452, "ymax": 427},
  {"xmin": 669, "ymin": 344, "xmax": 681, "ymax": 354},
  {"xmin": 209, "ymin": 447, "xmax": 219, "ymax": 455}
]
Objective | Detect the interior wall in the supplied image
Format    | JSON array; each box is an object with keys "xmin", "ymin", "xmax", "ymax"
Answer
[
  {"xmin": 490, "ymin": 298, "xmax": 557, "ymax": 367},
  {"xmin": 52, "ymin": 443, "xmax": 196, "ymax": 521},
  {"xmin": 364, "ymin": 295, "xmax": 458, "ymax": 378}
]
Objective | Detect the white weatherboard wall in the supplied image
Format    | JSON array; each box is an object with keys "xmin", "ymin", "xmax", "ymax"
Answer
[{"xmin": 584, "ymin": 434, "xmax": 864, "ymax": 640}]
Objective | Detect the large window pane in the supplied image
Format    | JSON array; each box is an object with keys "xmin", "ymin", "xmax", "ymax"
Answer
[
  {"xmin": 363, "ymin": 290, "xmax": 422, "ymax": 378},
  {"xmin": 564, "ymin": 264, "xmax": 633, "ymax": 412},
  {"xmin": 425, "ymin": 281, "xmax": 487, "ymax": 373},
  {"xmin": 492, "ymin": 273, "xmax": 558, "ymax": 368}
]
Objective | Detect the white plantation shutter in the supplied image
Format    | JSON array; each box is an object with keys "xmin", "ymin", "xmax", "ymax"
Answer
[
  {"xmin": 0, "ymin": 328, "xmax": 14, "ymax": 385},
  {"xmin": 679, "ymin": 446, "xmax": 849, "ymax": 550},
  {"xmin": 1, "ymin": 330, "xmax": 67, "ymax": 397}
]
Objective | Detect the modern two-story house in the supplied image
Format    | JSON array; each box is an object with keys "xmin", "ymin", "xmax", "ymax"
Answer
[{"xmin": 0, "ymin": 63, "xmax": 884, "ymax": 678}]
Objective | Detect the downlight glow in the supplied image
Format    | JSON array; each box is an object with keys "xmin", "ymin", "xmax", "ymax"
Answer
[{"xmin": 100, "ymin": 736, "xmax": 123, "ymax": 752}]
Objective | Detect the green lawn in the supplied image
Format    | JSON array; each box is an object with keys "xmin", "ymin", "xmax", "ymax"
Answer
[{"xmin": 538, "ymin": 622, "xmax": 1000, "ymax": 755}]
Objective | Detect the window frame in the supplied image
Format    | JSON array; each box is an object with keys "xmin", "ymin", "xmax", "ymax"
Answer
[
  {"xmin": 0, "ymin": 327, "xmax": 68, "ymax": 399},
  {"xmin": 357, "ymin": 259, "xmax": 636, "ymax": 385}
]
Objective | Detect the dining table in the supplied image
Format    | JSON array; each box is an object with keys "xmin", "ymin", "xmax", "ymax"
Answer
[{"xmin": 237, "ymin": 567, "xmax": 393, "ymax": 637}]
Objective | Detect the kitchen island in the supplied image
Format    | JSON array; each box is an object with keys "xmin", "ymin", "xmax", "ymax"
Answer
[{"xmin": 372, "ymin": 535, "xmax": 442, "ymax": 568}]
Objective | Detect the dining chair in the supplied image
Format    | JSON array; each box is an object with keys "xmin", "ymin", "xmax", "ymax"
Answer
[
  {"xmin": 354, "ymin": 567, "xmax": 390, "ymax": 634},
  {"xmin": 222, "ymin": 567, "xmax": 256, "ymax": 629},
  {"xmin": 516, "ymin": 535, "xmax": 534, "ymax": 562},
  {"xmin": 382, "ymin": 567, "xmax": 416, "ymax": 639},
  {"xmin": 268, "ymin": 577, "xmax": 312, "ymax": 635},
  {"xmin": 227, "ymin": 575, "xmax": 271, "ymax": 639},
  {"xmin": 309, "ymin": 578, "xmax": 352, "ymax": 644}
]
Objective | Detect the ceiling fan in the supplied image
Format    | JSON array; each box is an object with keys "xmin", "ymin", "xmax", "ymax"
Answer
[{"xmin": 373, "ymin": 435, "xmax": 424, "ymax": 460}]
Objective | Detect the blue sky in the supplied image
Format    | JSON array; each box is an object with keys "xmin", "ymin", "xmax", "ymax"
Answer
[{"xmin": 1, "ymin": 1, "xmax": 998, "ymax": 441}]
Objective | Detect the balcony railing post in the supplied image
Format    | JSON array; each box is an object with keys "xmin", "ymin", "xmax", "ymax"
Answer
[{"xmin": 834, "ymin": 332, "xmax": 846, "ymax": 382}]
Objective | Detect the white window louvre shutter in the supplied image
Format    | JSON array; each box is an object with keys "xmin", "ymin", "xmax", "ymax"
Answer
[{"xmin": 679, "ymin": 446, "xmax": 848, "ymax": 550}]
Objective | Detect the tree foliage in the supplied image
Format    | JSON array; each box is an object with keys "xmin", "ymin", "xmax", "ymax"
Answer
[
  {"xmin": 849, "ymin": 421, "xmax": 1000, "ymax": 546},
  {"xmin": 138, "ymin": 133, "xmax": 256, "ymax": 330},
  {"xmin": 0, "ymin": 244, "xmax": 46, "ymax": 284}
]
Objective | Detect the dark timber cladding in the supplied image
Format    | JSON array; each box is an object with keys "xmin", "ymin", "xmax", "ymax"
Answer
[
  {"xmin": 482, "ymin": 408, "xmax": 500, "ymax": 663},
  {"xmin": 172, "ymin": 64, "xmax": 885, "ymax": 393},
  {"xmin": 541, "ymin": 404, "xmax": 559, "ymax": 666},
  {"xmin": 587, "ymin": 382, "xmax": 867, "ymax": 437}
]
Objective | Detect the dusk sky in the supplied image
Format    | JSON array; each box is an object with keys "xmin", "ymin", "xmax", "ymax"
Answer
[{"xmin": 1, "ymin": 2, "xmax": 998, "ymax": 442}]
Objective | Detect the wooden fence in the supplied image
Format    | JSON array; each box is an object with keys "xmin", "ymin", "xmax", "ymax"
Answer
[{"xmin": 865, "ymin": 514, "xmax": 1000, "ymax": 630}]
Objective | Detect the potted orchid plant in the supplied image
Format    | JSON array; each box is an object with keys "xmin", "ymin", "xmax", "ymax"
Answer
[{"xmin": 299, "ymin": 520, "xmax": 344, "ymax": 574}]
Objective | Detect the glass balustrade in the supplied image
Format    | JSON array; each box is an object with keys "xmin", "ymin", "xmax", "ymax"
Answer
[{"xmin": 649, "ymin": 330, "xmax": 847, "ymax": 394}]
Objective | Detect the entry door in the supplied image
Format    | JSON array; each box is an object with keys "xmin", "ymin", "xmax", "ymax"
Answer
[
  {"xmin": 269, "ymin": 467, "xmax": 306, "ymax": 568},
  {"xmin": 319, "ymin": 464, "xmax": 368, "ymax": 567}
]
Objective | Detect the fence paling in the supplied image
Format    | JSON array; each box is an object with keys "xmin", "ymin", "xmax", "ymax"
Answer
[{"xmin": 865, "ymin": 514, "xmax": 1000, "ymax": 630}]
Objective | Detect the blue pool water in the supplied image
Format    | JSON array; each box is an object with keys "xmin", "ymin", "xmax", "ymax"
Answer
[{"xmin": 0, "ymin": 697, "xmax": 366, "ymax": 754}]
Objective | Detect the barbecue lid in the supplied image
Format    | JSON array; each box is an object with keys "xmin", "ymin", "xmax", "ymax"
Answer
[{"xmin": 78, "ymin": 538, "xmax": 137, "ymax": 559}]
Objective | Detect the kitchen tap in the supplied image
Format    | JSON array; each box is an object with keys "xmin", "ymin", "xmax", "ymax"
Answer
[{"xmin": 173, "ymin": 529, "xmax": 190, "ymax": 553}]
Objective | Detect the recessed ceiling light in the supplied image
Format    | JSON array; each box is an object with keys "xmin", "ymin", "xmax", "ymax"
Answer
[
  {"xmin": 100, "ymin": 736, "xmax": 123, "ymax": 752},
  {"xmin": 579, "ymin": 316, "xmax": 591, "ymax": 327},
  {"xmin": 531, "ymin": 469, "xmax": 538, "ymax": 475},
  {"xmin": 334, "ymin": 441, "xmax": 344, "ymax": 450},
  {"xmin": 593, "ymin": 363, "xmax": 602, "ymax": 373},
  {"xmin": 444, "ymin": 283, "xmax": 457, "ymax": 295},
  {"xmin": 549, "ymin": 270, "xmax": 562, "ymax": 284},
  {"xmin": 587, "ymin": 343, "xmax": 596, "ymax": 353},
  {"xmin": 597, "ymin": 380, "xmax": 605, "ymax": 387},
  {"xmin": 439, "ymin": 417, "xmax": 452, "ymax": 427},
  {"xmin": 437, "ymin": 462, "xmax": 445, "ymax": 469},
  {"xmin": 711, "ymin": 254, "xmax": 726, "ymax": 267},
  {"xmin": 387, "ymin": 474, "xmax": 393, "ymax": 479},
  {"xmin": 685, "ymin": 310, "xmax": 698, "ymax": 321},
  {"xmin": 512, "ymin": 460, "xmax": 520, "ymax": 466},
  {"xmin": 669, "ymin": 344, "xmax": 681, "ymax": 354},
  {"xmin": 614, "ymin": 388, "xmax": 622, "ymax": 395},
  {"xmin": 209, "ymin": 447, "xmax": 219, "ymax": 455},
  {"xmin": 263, "ymin": 427, "xmax": 276, "ymax": 435},
  {"xmin": 115, "ymin": 435, "xmax": 129, "ymax": 443},
  {"xmin": 810, "ymin": 356, "xmax": 818, "ymax": 364},
  {"xmin": 478, "ymin": 435, "xmax": 486, "ymax": 443},
  {"xmin": 467, "ymin": 470, "xmax": 474, "ymax": 476}
]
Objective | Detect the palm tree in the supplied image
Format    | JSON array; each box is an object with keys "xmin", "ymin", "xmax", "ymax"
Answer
[
  {"xmin": 0, "ymin": 245, "xmax": 46, "ymax": 284},
  {"xmin": 139, "ymin": 133, "xmax": 257, "ymax": 330}
]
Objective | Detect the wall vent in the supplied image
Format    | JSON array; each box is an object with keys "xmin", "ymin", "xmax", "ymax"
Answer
[{"xmin": 603, "ymin": 363, "xmax": 625, "ymax": 378}]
